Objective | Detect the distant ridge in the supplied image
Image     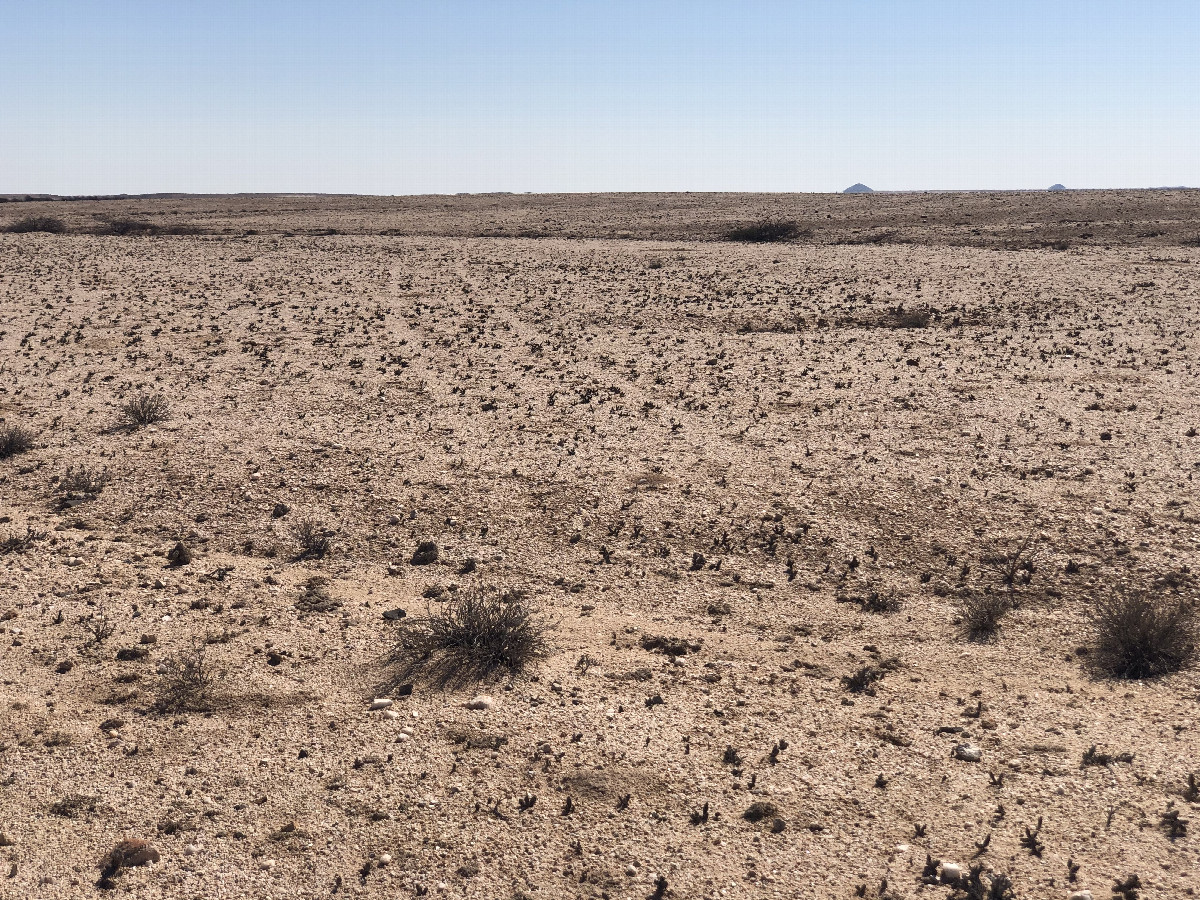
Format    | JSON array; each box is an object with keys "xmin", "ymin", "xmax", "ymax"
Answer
[
  {"xmin": 1048, "ymin": 184, "xmax": 1067, "ymax": 191},
  {"xmin": 843, "ymin": 183, "xmax": 873, "ymax": 194}
]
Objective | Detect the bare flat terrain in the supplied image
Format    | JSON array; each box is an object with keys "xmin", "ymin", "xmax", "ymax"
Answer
[{"xmin": 1, "ymin": 192, "xmax": 1199, "ymax": 900}]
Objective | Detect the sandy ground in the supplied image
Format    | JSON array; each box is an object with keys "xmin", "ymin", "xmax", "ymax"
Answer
[{"xmin": 1, "ymin": 192, "xmax": 1199, "ymax": 900}]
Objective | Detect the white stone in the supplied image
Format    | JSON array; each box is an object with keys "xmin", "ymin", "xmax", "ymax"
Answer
[
  {"xmin": 941, "ymin": 863, "xmax": 962, "ymax": 883},
  {"xmin": 1068, "ymin": 893, "xmax": 1094, "ymax": 900},
  {"xmin": 379, "ymin": 853, "xmax": 392, "ymax": 865},
  {"xmin": 952, "ymin": 743, "xmax": 982, "ymax": 762},
  {"xmin": 369, "ymin": 698, "xmax": 393, "ymax": 710},
  {"xmin": 466, "ymin": 695, "xmax": 494, "ymax": 711},
  {"xmin": 183, "ymin": 844, "xmax": 200, "ymax": 856},
  {"xmin": 383, "ymin": 710, "xmax": 399, "ymax": 720}
]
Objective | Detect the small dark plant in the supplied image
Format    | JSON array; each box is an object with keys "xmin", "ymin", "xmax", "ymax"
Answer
[
  {"xmin": 1091, "ymin": 589, "xmax": 1198, "ymax": 678},
  {"xmin": 842, "ymin": 665, "xmax": 885, "ymax": 695},
  {"xmin": 57, "ymin": 465, "xmax": 110, "ymax": 497},
  {"xmin": 392, "ymin": 585, "xmax": 547, "ymax": 684},
  {"xmin": 952, "ymin": 865, "xmax": 1015, "ymax": 900},
  {"xmin": 0, "ymin": 422, "xmax": 35, "ymax": 459},
  {"xmin": 119, "ymin": 393, "xmax": 171, "ymax": 428},
  {"xmin": 0, "ymin": 524, "xmax": 47, "ymax": 554},
  {"xmin": 153, "ymin": 643, "xmax": 215, "ymax": 712},
  {"xmin": 959, "ymin": 591, "xmax": 1011, "ymax": 640},
  {"xmin": 78, "ymin": 605, "xmax": 117, "ymax": 647},
  {"xmin": 979, "ymin": 534, "xmax": 1039, "ymax": 600},
  {"xmin": 294, "ymin": 518, "xmax": 332, "ymax": 560}
]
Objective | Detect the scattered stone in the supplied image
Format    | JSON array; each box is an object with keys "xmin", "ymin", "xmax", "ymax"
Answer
[
  {"xmin": 952, "ymin": 744, "xmax": 982, "ymax": 762},
  {"xmin": 1067, "ymin": 892, "xmax": 1093, "ymax": 900},
  {"xmin": 102, "ymin": 838, "xmax": 160, "ymax": 872},
  {"xmin": 940, "ymin": 862, "xmax": 963, "ymax": 883},
  {"xmin": 369, "ymin": 698, "xmax": 394, "ymax": 710},
  {"xmin": 116, "ymin": 647, "xmax": 149, "ymax": 661},
  {"xmin": 641, "ymin": 634, "xmax": 702, "ymax": 656},
  {"xmin": 386, "ymin": 563, "xmax": 403, "ymax": 576},
  {"xmin": 271, "ymin": 502, "xmax": 290, "ymax": 519},
  {"xmin": 466, "ymin": 695, "xmax": 494, "ymax": 711},
  {"xmin": 183, "ymin": 844, "xmax": 200, "ymax": 856},
  {"xmin": 411, "ymin": 541, "xmax": 439, "ymax": 565},
  {"xmin": 382, "ymin": 608, "xmax": 406, "ymax": 621},
  {"xmin": 166, "ymin": 542, "xmax": 193, "ymax": 567}
]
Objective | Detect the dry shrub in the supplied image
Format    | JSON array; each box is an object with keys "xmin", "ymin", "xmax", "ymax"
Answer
[
  {"xmin": 154, "ymin": 643, "xmax": 215, "ymax": 712},
  {"xmin": 725, "ymin": 220, "xmax": 804, "ymax": 243},
  {"xmin": 58, "ymin": 464, "xmax": 110, "ymax": 496},
  {"xmin": 294, "ymin": 518, "xmax": 331, "ymax": 560},
  {"xmin": 393, "ymin": 586, "xmax": 547, "ymax": 684},
  {"xmin": 959, "ymin": 591, "xmax": 1011, "ymax": 641},
  {"xmin": 1091, "ymin": 590, "xmax": 1198, "ymax": 678},
  {"xmin": 0, "ymin": 422, "xmax": 35, "ymax": 459},
  {"xmin": 119, "ymin": 393, "xmax": 170, "ymax": 427},
  {"xmin": 5, "ymin": 215, "xmax": 65, "ymax": 234}
]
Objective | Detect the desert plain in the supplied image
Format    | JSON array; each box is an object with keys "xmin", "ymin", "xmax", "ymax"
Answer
[{"xmin": 1, "ymin": 190, "xmax": 1199, "ymax": 900}]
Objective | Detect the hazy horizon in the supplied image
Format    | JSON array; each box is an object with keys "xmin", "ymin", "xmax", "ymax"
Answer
[{"xmin": 3, "ymin": 1, "xmax": 1198, "ymax": 195}]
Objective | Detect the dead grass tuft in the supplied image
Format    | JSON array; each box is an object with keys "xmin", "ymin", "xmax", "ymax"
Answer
[
  {"xmin": 1091, "ymin": 589, "xmax": 1198, "ymax": 679},
  {"xmin": 391, "ymin": 585, "xmax": 547, "ymax": 685}
]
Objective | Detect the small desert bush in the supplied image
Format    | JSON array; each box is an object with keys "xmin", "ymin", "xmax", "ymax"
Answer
[
  {"xmin": 0, "ymin": 422, "xmax": 35, "ymax": 459},
  {"xmin": 5, "ymin": 215, "xmax": 66, "ymax": 234},
  {"xmin": 725, "ymin": 219, "xmax": 804, "ymax": 243},
  {"xmin": 293, "ymin": 518, "xmax": 331, "ymax": 560},
  {"xmin": 154, "ymin": 644, "xmax": 215, "ymax": 712},
  {"xmin": 57, "ymin": 464, "xmax": 110, "ymax": 495},
  {"xmin": 119, "ymin": 393, "xmax": 170, "ymax": 427},
  {"xmin": 1091, "ymin": 589, "xmax": 1198, "ymax": 678},
  {"xmin": 959, "ymin": 591, "xmax": 1012, "ymax": 641},
  {"xmin": 395, "ymin": 586, "xmax": 547, "ymax": 683}
]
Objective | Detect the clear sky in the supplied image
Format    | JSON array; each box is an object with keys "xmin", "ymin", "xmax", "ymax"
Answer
[{"xmin": 2, "ymin": 0, "xmax": 1197, "ymax": 194}]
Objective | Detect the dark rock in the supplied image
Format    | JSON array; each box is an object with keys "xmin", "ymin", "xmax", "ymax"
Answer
[
  {"xmin": 166, "ymin": 542, "xmax": 193, "ymax": 567},
  {"xmin": 743, "ymin": 801, "xmax": 779, "ymax": 822},
  {"xmin": 411, "ymin": 541, "xmax": 439, "ymax": 565}
]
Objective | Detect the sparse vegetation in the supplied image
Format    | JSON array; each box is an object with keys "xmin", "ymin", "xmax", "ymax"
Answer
[
  {"xmin": 724, "ymin": 219, "xmax": 804, "ymax": 242},
  {"xmin": 393, "ymin": 586, "xmax": 547, "ymax": 683},
  {"xmin": 1091, "ymin": 589, "xmax": 1198, "ymax": 678},
  {"xmin": 959, "ymin": 591, "xmax": 1012, "ymax": 641},
  {"xmin": 119, "ymin": 393, "xmax": 171, "ymax": 427},
  {"xmin": 5, "ymin": 215, "xmax": 65, "ymax": 234},
  {"xmin": 294, "ymin": 518, "xmax": 332, "ymax": 559},
  {"xmin": 56, "ymin": 464, "xmax": 110, "ymax": 497},
  {"xmin": 153, "ymin": 643, "xmax": 215, "ymax": 712},
  {"xmin": 0, "ymin": 422, "xmax": 35, "ymax": 458}
]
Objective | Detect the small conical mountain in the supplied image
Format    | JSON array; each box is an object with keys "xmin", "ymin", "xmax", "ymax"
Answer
[
  {"xmin": 1048, "ymin": 184, "xmax": 1067, "ymax": 191},
  {"xmin": 843, "ymin": 183, "xmax": 873, "ymax": 194}
]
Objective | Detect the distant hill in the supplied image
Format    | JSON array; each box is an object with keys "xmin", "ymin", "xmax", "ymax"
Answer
[
  {"xmin": 1048, "ymin": 184, "xmax": 1067, "ymax": 191},
  {"xmin": 843, "ymin": 183, "xmax": 873, "ymax": 194}
]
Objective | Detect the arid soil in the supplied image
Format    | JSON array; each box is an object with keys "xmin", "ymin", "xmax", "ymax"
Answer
[{"xmin": 1, "ymin": 192, "xmax": 1199, "ymax": 900}]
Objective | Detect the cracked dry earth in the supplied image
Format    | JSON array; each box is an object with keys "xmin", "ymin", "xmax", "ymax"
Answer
[{"xmin": 1, "ymin": 193, "xmax": 1199, "ymax": 900}]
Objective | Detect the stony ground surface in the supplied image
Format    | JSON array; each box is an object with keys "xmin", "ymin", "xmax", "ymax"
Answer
[{"xmin": 1, "ymin": 192, "xmax": 1199, "ymax": 900}]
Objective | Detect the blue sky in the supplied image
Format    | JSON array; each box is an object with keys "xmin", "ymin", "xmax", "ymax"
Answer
[{"xmin": 1, "ymin": 0, "xmax": 1197, "ymax": 193}]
